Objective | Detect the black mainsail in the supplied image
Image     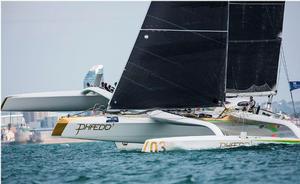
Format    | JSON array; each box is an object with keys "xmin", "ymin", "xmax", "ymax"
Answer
[
  {"xmin": 109, "ymin": 1, "xmax": 285, "ymax": 109},
  {"xmin": 110, "ymin": 2, "xmax": 229, "ymax": 109},
  {"xmin": 226, "ymin": 1, "xmax": 285, "ymax": 96}
]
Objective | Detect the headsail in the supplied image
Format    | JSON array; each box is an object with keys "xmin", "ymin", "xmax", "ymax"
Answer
[
  {"xmin": 110, "ymin": 2, "xmax": 229, "ymax": 109},
  {"xmin": 226, "ymin": 1, "xmax": 285, "ymax": 96}
]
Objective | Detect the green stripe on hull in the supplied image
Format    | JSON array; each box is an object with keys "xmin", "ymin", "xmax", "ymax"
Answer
[
  {"xmin": 206, "ymin": 120, "xmax": 231, "ymax": 123},
  {"xmin": 256, "ymin": 139, "xmax": 300, "ymax": 144},
  {"xmin": 206, "ymin": 119, "xmax": 279, "ymax": 132}
]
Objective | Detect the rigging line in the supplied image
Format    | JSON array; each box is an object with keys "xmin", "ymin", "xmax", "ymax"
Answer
[
  {"xmin": 135, "ymin": 46, "xmax": 183, "ymax": 69},
  {"xmin": 135, "ymin": 46, "xmax": 222, "ymax": 93},
  {"xmin": 128, "ymin": 62, "xmax": 187, "ymax": 90},
  {"xmin": 147, "ymin": 15, "xmax": 226, "ymax": 45},
  {"xmin": 122, "ymin": 76, "xmax": 154, "ymax": 91},
  {"xmin": 127, "ymin": 62, "xmax": 220, "ymax": 101},
  {"xmin": 281, "ymin": 45, "xmax": 297, "ymax": 115},
  {"xmin": 276, "ymin": 46, "xmax": 282, "ymax": 92},
  {"xmin": 265, "ymin": 6, "xmax": 276, "ymax": 33},
  {"xmin": 180, "ymin": 5, "xmax": 203, "ymax": 19},
  {"xmin": 281, "ymin": 45, "xmax": 290, "ymax": 82}
]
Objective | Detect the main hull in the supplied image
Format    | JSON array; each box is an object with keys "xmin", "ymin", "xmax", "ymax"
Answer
[
  {"xmin": 52, "ymin": 111, "xmax": 300, "ymax": 152},
  {"xmin": 54, "ymin": 115, "xmax": 215, "ymax": 143}
]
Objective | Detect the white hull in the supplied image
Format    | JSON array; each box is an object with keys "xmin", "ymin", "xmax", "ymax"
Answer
[
  {"xmin": 117, "ymin": 133, "xmax": 300, "ymax": 152},
  {"xmin": 1, "ymin": 87, "xmax": 111, "ymax": 111},
  {"xmin": 115, "ymin": 142, "xmax": 143, "ymax": 151},
  {"xmin": 52, "ymin": 110, "xmax": 300, "ymax": 152},
  {"xmin": 142, "ymin": 135, "xmax": 300, "ymax": 152},
  {"xmin": 58, "ymin": 115, "xmax": 216, "ymax": 143},
  {"xmin": 202, "ymin": 112, "xmax": 300, "ymax": 138}
]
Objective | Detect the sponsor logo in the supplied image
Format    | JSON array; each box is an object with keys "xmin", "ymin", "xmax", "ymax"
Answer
[
  {"xmin": 75, "ymin": 123, "xmax": 114, "ymax": 135},
  {"xmin": 74, "ymin": 116, "xmax": 118, "ymax": 135},
  {"xmin": 220, "ymin": 142, "xmax": 251, "ymax": 148}
]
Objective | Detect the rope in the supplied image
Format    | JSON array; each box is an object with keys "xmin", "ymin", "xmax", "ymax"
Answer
[
  {"xmin": 280, "ymin": 45, "xmax": 297, "ymax": 116},
  {"xmin": 67, "ymin": 103, "xmax": 105, "ymax": 118},
  {"xmin": 281, "ymin": 45, "xmax": 290, "ymax": 82}
]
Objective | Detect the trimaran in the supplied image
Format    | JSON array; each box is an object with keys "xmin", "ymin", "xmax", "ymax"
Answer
[{"xmin": 2, "ymin": 1, "xmax": 300, "ymax": 152}]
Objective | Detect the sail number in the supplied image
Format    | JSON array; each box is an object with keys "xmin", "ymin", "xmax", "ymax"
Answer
[{"xmin": 143, "ymin": 141, "xmax": 166, "ymax": 152}]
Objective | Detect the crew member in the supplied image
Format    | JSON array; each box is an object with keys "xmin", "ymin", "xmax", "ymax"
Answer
[{"xmin": 248, "ymin": 96, "xmax": 256, "ymax": 113}]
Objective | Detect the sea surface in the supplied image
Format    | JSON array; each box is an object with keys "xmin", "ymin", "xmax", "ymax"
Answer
[{"xmin": 2, "ymin": 142, "xmax": 300, "ymax": 184}]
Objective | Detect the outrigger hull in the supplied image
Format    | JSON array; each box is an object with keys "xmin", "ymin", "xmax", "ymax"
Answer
[
  {"xmin": 116, "ymin": 135, "xmax": 300, "ymax": 152},
  {"xmin": 141, "ymin": 136, "xmax": 300, "ymax": 152}
]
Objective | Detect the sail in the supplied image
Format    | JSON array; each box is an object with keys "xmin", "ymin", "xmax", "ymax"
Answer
[
  {"xmin": 226, "ymin": 1, "xmax": 285, "ymax": 96},
  {"xmin": 110, "ymin": 2, "xmax": 229, "ymax": 109}
]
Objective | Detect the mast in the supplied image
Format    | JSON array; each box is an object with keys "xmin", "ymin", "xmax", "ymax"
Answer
[{"xmin": 224, "ymin": 1, "xmax": 230, "ymax": 99}]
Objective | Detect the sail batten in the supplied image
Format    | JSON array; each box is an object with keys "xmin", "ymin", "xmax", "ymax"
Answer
[{"xmin": 140, "ymin": 29, "xmax": 228, "ymax": 33}]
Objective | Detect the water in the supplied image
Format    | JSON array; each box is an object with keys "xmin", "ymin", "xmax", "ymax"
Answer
[{"xmin": 2, "ymin": 142, "xmax": 300, "ymax": 184}]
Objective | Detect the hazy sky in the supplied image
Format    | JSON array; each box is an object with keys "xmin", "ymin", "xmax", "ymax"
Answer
[{"xmin": 2, "ymin": 1, "xmax": 300, "ymax": 102}]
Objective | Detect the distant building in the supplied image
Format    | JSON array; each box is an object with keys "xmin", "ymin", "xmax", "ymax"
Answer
[
  {"xmin": 28, "ymin": 121, "xmax": 42, "ymax": 129},
  {"xmin": 23, "ymin": 112, "xmax": 49, "ymax": 124},
  {"xmin": 83, "ymin": 65, "xmax": 104, "ymax": 88},
  {"xmin": 21, "ymin": 112, "xmax": 58, "ymax": 128},
  {"xmin": 1, "ymin": 113, "xmax": 25, "ymax": 127},
  {"xmin": 40, "ymin": 116, "xmax": 58, "ymax": 128},
  {"xmin": 22, "ymin": 112, "xmax": 35, "ymax": 123}
]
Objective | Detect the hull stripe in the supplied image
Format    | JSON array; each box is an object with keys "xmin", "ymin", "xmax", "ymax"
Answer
[{"xmin": 52, "ymin": 118, "xmax": 69, "ymax": 136}]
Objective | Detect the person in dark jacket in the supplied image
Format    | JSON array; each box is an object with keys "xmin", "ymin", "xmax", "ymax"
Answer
[{"xmin": 248, "ymin": 96, "xmax": 256, "ymax": 113}]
